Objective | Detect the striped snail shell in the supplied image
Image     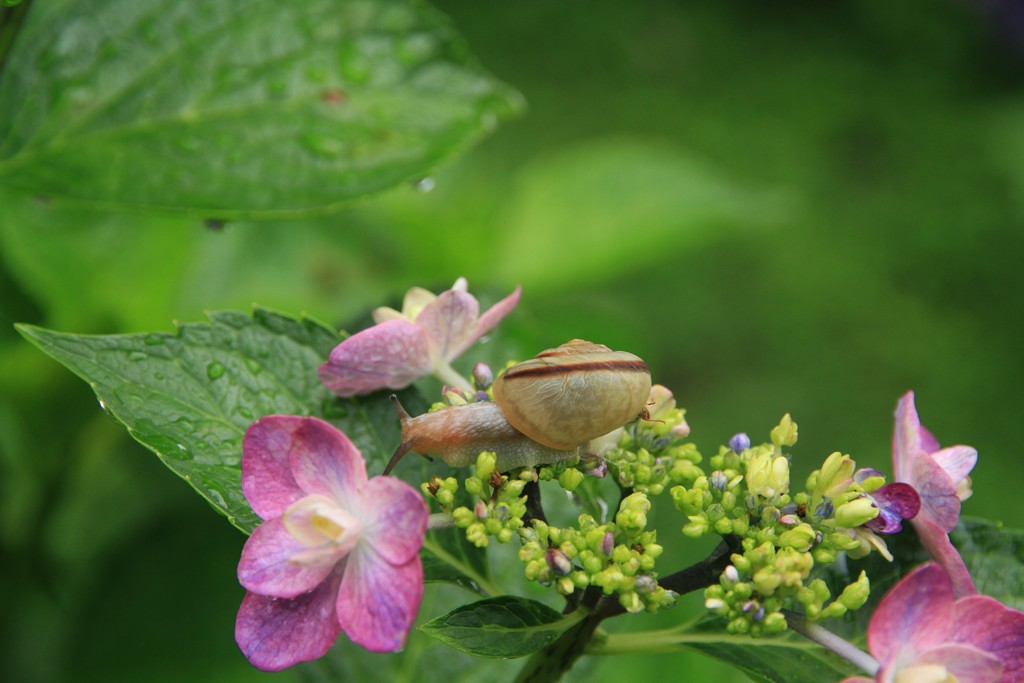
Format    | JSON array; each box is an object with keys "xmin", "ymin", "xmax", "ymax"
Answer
[{"xmin": 383, "ymin": 339, "xmax": 651, "ymax": 473}]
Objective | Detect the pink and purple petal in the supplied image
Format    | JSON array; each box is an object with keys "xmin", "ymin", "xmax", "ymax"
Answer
[
  {"xmin": 917, "ymin": 644, "xmax": 1004, "ymax": 683},
  {"xmin": 911, "ymin": 451, "xmax": 961, "ymax": 532},
  {"xmin": 893, "ymin": 392, "xmax": 924, "ymax": 483},
  {"xmin": 242, "ymin": 416, "xmax": 309, "ymax": 520},
  {"xmin": 336, "ymin": 546, "xmax": 423, "ymax": 652},
  {"xmin": 319, "ymin": 319, "xmax": 432, "ymax": 397},
  {"xmin": 238, "ymin": 518, "xmax": 338, "ymax": 598},
  {"xmin": 867, "ymin": 563, "xmax": 954, "ymax": 665},
  {"xmin": 416, "ymin": 288, "xmax": 480, "ymax": 364},
  {"xmin": 912, "ymin": 516, "xmax": 977, "ymax": 598},
  {"xmin": 356, "ymin": 476, "xmax": 429, "ymax": 565},
  {"xmin": 865, "ymin": 483, "xmax": 921, "ymax": 534},
  {"xmin": 931, "ymin": 445, "xmax": 977, "ymax": 489},
  {"xmin": 287, "ymin": 417, "xmax": 367, "ymax": 504},
  {"xmin": 455, "ymin": 285, "xmax": 522, "ymax": 358},
  {"xmin": 235, "ymin": 571, "xmax": 343, "ymax": 672},
  {"xmin": 952, "ymin": 595, "xmax": 1024, "ymax": 682}
]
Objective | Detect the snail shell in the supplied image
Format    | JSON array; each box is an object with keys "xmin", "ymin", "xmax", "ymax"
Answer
[
  {"xmin": 493, "ymin": 339, "xmax": 651, "ymax": 450},
  {"xmin": 384, "ymin": 339, "xmax": 652, "ymax": 473}
]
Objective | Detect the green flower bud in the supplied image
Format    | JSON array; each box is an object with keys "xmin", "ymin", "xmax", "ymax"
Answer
[
  {"xmin": 763, "ymin": 612, "xmax": 787, "ymax": 634},
  {"xmin": 835, "ymin": 497, "xmax": 879, "ymax": 529},
  {"xmin": 559, "ymin": 467, "xmax": 585, "ymax": 491},
  {"xmin": 682, "ymin": 515, "xmax": 709, "ymax": 538},
  {"xmin": 436, "ymin": 488, "xmax": 454, "ymax": 507},
  {"xmin": 778, "ymin": 523, "xmax": 816, "ymax": 551},
  {"xmin": 838, "ymin": 571, "xmax": 870, "ymax": 611},
  {"xmin": 557, "ymin": 577, "xmax": 576, "ymax": 595},
  {"xmin": 505, "ymin": 479, "xmax": 526, "ymax": 497},
  {"xmin": 753, "ymin": 567, "xmax": 782, "ymax": 596},
  {"xmin": 475, "ymin": 451, "xmax": 497, "ymax": 481},
  {"xmin": 816, "ymin": 452, "xmax": 855, "ymax": 497},
  {"xmin": 497, "ymin": 528, "xmax": 514, "ymax": 544},
  {"xmin": 466, "ymin": 522, "xmax": 488, "ymax": 547},
  {"xmin": 452, "ymin": 506, "xmax": 475, "ymax": 528},
  {"xmin": 770, "ymin": 414, "xmax": 798, "ymax": 447},
  {"xmin": 619, "ymin": 591, "xmax": 643, "ymax": 614},
  {"xmin": 465, "ymin": 476, "xmax": 483, "ymax": 496},
  {"xmin": 747, "ymin": 450, "xmax": 791, "ymax": 498},
  {"xmin": 714, "ymin": 518, "xmax": 734, "ymax": 535}
]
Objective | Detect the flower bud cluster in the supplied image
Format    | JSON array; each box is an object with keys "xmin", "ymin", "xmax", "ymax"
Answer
[
  {"xmin": 517, "ymin": 492, "xmax": 675, "ymax": 613},
  {"xmin": 602, "ymin": 386, "xmax": 702, "ymax": 495},
  {"xmin": 666, "ymin": 416, "xmax": 883, "ymax": 629},
  {"xmin": 448, "ymin": 452, "xmax": 529, "ymax": 547}
]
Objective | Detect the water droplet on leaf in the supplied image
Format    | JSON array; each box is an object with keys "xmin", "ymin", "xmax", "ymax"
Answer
[
  {"xmin": 244, "ymin": 358, "xmax": 262, "ymax": 375},
  {"xmin": 207, "ymin": 362, "xmax": 225, "ymax": 380},
  {"xmin": 299, "ymin": 131, "xmax": 347, "ymax": 158},
  {"xmin": 144, "ymin": 334, "xmax": 164, "ymax": 346},
  {"xmin": 412, "ymin": 177, "xmax": 435, "ymax": 193}
]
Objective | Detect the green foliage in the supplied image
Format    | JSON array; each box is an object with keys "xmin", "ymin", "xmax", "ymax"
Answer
[
  {"xmin": 0, "ymin": 0, "xmax": 521, "ymax": 217},
  {"xmin": 420, "ymin": 596, "xmax": 580, "ymax": 659}
]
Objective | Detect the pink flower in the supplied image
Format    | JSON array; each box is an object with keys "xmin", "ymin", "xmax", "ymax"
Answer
[
  {"xmin": 842, "ymin": 563, "xmax": 1024, "ymax": 683},
  {"xmin": 234, "ymin": 416, "xmax": 429, "ymax": 671},
  {"xmin": 892, "ymin": 392, "xmax": 979, "ymax": 596},
  {"xmin": 319, "ymin": 278, "xmax": 521, "ymax": 397}
]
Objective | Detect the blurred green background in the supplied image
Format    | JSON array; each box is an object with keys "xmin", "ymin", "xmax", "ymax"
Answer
[{"xmin": 2, "ymin": 1, "xmax": 1023, "ymax": 681}]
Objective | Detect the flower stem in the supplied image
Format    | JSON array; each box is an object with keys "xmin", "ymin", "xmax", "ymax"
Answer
[
  {"xmin": 427, "ymin": 512, "xmax": 454, "ymax": 530},
  {"xmin": 783, "ymin": 610, "xmax": 879, "ymax": 675},
  {"xmin": 432, "ymin": 363, "xmax": 473, "ymax": 393}
]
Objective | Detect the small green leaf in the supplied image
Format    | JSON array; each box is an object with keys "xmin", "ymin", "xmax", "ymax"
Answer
[
  {"xmin": 420, "ymin": 596, "xmax": 580, "ymax": 658},
  {"xmin": 16, "ymin": 308, "xmax": 413, "ymax": 533},
  {"xmin": 421, "ymin": 529, "xmax": 494, "ymax": 596},
  {"xmin": 0, "ymin": 0, "xmax": 522, "ymax": 217}
]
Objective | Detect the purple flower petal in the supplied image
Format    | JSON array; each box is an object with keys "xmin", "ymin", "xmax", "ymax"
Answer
[
  {"xmin": 931, "ymin": 445, "xmax": 978, "ymax": 489},
  {"xmin": 287, "ymin": 417, "xmax": 366, "ymax": 504},
  {"xmin": 242, "ymin": 416, "xmax": 309, "ymax": 520},
  {"xmin": 867, "ymin": 563, "xmax": 954, "ymax": 666},
  {"xmin": 238, "ymin": 518, "xmax": 339, "ymax": 598},
  {"xmin": 319, "ymin": 319, "xmax": 431, "ymax": 397},
  {"xmin": 912, "ymin": 449, "xmax": 961, "ymax": 532},
  {"xmin": 865, "ymin": 483, "xmax": 921, "ymax": 534},
  {"xmin": 455, "ymin": 285, "xmax": 522, "ymax": 359},
  {"xmin": 336, "ymin": 547, "xmax": 423, "ymax": 652},
  {"xmin": 357, "ymin": 476, "xmax": 429, "ymax": 566},
  {"xmin": 917, "ymin": 644, "xmax": 1004, "ymax": 683},
  {"xmin": 415, "ymin": 287, "xmax": 479, "ymax": 364},
  {"xmin": 893, "ymin": 392, "xmax": 926, "ymax": 483},
  {"xmin": 235, "ymin": 571, "xmax": 343, "ymax": 672},
  {"xmin": 913, "ymin": 516, "xmax": 977, "ymax": 599},
  {"xmin": 952, "ymin": 594, "xmax": 1024, "ymax": 682}
]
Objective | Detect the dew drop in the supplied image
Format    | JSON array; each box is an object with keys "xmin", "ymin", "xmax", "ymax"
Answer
[
  {"xmin": 207, "ymin": 362, "xmax": 225, "ymax": 380},
  {"xmin": 144, "ymin": 334, "xmax": 164, "ymax": 346},
  {"xmin": 128, "ymin": 351, "xmax": 147, "ymax": 362},
  {"xmin": 412, "ymin": 176, "xmax": 435, "ymax": 193},
  {"xmin": 244, "ymin": 358, "xmax": 262, "ymax": 375},
  {"xmin": 236, "ymin": 407, "xmax": 254, "ymax": 420},
  {"xmin": 176, "ymin": 417, "xmax": 195, "ymax": 433}
]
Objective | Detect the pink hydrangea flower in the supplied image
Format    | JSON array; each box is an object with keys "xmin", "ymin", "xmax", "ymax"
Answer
[
  {"xmin": 319, "ymin": 278, "xmax": 521, "ymax": 397},
  {"xmin": 893, "ymin": 391, "xmax": 979, "ymax": 596},
  {"xmin": 842, "ymin": 563, "xmax": 1024, "ymax": 683},
  {"xmin": 234, "ymin": 416, "xmax": 429, "ymax": 671}
]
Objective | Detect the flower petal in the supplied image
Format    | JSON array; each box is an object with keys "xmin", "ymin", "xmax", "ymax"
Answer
[
  {"xmin": 931, "ymin": 445, "xmax": 977, "ymax": 490},
  {"xmin": 893, "ymin": 391, "xmax": 924, "ymax": 483},
  {"xmin": 319, "ymin": 319, "xmax": 431, "ymax": 397},
  {"xmin": 357, "ymin": 476, "xmax": 429, "ymax": 565},
  {"xmin": 416, "ymin": 287, "xmax": 480, "ymax": 364},
  {"xmin": 235, "ymin": 571, "xmax": 342, "ymax": 672},
  {"xmin": 912, "ymin": 516, "xmax": 977, "ymax": 598},
  {"xmin": 867, "ymin": 563, "xmax": 954, "ymax": 666},
  {"xmin": 238, "ymin": 517, "xmax": 340, "ymax": 598},
  {"xmin": 242, "ymin": 416, "xmax": 309, "ymax": 520},
  {"xmin": 458, "ymin": 284, "xmax": 522, "ymax": 358},
  {"xmin": 287, "ymin": 417, "xmax": 367, "ymax": 504},
  {"xmin": 952, "ymin": 594, "xmax": 1024, "ymax": 682},
  {"xmin": 336, "ymin": 546, "xmax": 423, "ymax": 652},
  {"xmin": 912, "ymin": 450, "xmax": 961, "ymax": 532},
  {"xmin": 865, "ymin": 482, "xmax": 921, "ymax": 534},
  {"xmin": 916, "ymin": 644, "xmax": 1004, "ymax": 683}
]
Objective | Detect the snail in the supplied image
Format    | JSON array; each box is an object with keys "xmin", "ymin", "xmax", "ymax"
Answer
[{"xmin": 383, "ymin": 340, "xmax": 652, "ymax": 474}]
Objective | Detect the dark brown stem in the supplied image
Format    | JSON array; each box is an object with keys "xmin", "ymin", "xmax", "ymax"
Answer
[
  {"xmin": 513, "ymin": 536, "xmax": 741, "ymax": 682},
  {"xmin": 522, "ymin": 480, "xmax": 547, "ymax": 526}
]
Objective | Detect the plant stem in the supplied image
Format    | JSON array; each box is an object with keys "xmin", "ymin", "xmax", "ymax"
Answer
[
  {"xmin": 432, "ymin": 363, "xmax": 473, "ymax": 393},
  {"xmin": 784, "ymin": 610, "xmax": 879, "ymax": 675},
  {"xmin": 513, "ymin": 538, "xmax": 739, "ymax": 682}
]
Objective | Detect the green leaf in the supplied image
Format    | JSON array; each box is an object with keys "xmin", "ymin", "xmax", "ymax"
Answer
[
  {"xmin": 421, "ymin": 529, "xmax": 494, "ymax": 596},
  {"xmin": 15, "ymin": 308, "xmax": 415, "ymax": 533},
  {"xmin": 0, "ymin": 0, "xmax": 522, "ymax": 218},
  {"xmin": 597, "ymin": 617, "xmax": 858, "ymax": 683},
  {"xmin": 420, "ymin": 596, "xmax": 581, "ymax": 658},
  {"xmin": 949, "ymin": 518, "xmax": 1024, "ymax": 609}
]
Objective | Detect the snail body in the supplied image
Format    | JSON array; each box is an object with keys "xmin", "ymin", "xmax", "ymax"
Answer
[{"xmin": 384, "ymin": 340, "xmax": 652, "ymax": 473}]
